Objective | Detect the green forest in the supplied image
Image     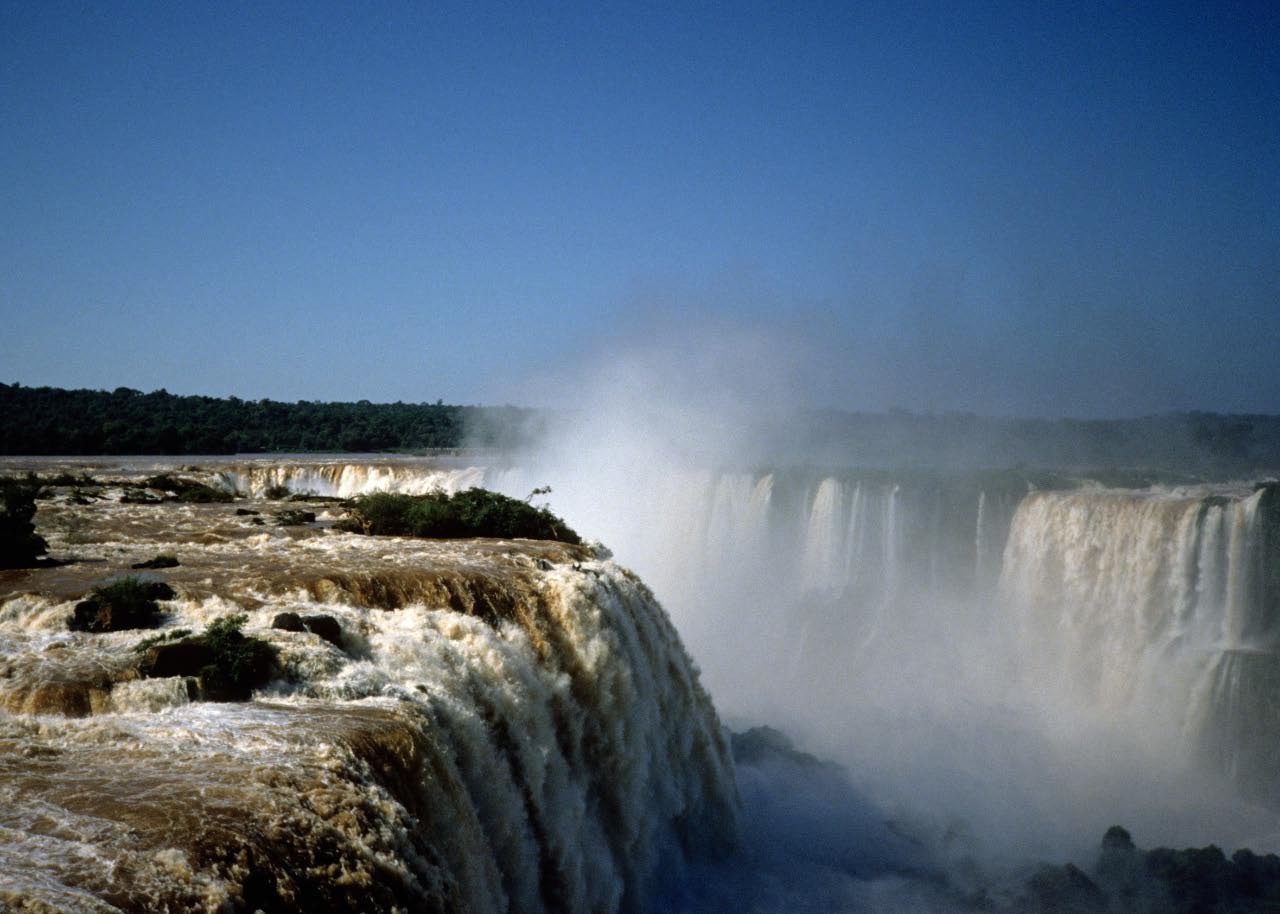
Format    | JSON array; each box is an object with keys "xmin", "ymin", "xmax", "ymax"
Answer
[
  {"xmin": 3, "ymin": 383, "xmax": 1279, "ymax": 474},
  {"xmin": 0, "ymin": 383, "xmax": 536, "ymax": 454}
]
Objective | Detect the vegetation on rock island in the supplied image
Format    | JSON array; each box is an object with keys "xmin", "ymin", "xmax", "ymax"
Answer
[
  {"xmin": 69, "ymin": 577, "xmax": 176, "ymax": 632},
  {"xmin": 137, "ymin": 474, "xmax": 235, "ymax": 503},
  {"xmin": 137, "ymin": 613, "xmax": 277, "ymax": 701},
  {"xmin": 338, "ymin": 488, "xmax": 581, "ymax": 544}
]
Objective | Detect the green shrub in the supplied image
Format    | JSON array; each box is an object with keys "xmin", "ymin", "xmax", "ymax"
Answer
[
  {"xmin": 136, "ymin": 614, "xmax": 275, "ymax": 701},
  {"xmin": 133, "ymin": 628, "xmax": 193, "ymax": 653},
  {"xmin": 175, "ymin": 484, "xmax": 235, "ymax": 503},
  {"xmin": 197, "ymin": 614, "xmax": 277, "ymax": 701},
  {"xmin": 287, "ymin": 492, "xmax": 343, "ymax": 503},
  {"xmin": 70, "ymin": 576, "xmax": 175, "ymax": 632},
  {"xmin": 263, "ymin": 484, "xmax": 292, "ymax": 499},
  {"xmin": 142, "ymin": 474, "xmax": 185, "ymax": 492},
  {"xmin": 339, "ymin": 488, "xmax": 581, "ymax": 544}
]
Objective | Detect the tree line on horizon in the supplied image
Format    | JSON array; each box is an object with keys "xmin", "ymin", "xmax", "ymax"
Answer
[
  {"xmin": 0, "ymin": 383, "xmax": 537, "ymax": 454},
  {"xmin": 2, "ymin": 383, "xmax": 1278, "ymax": 474}
]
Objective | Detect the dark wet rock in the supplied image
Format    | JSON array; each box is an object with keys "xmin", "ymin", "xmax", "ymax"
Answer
[
  {"xmin": 274, "ymin": 509, "xmax": 316, "ymax": 526},
  {"xmin": 1101, "ymin": 825, "xmax": 1135, "ymax": 853},
  {"xmin": 235, "ymin": 508, "xmax": 260, "ymax": 516},
  {"xmin": 1022, "ymin": 863, "xmax": 1106, "ymax": 914},
  {"xmin": 272, "ymin": 611, "xmax": 305, "ymax": 632},
  {"xmin": 131, "ymin": 554, "xmax": 180, "ymax": 569},
  {"xmin": 175, "ymin": 485, "xmax": 235, "ymax": 503},
  {"xmin": 140, "ymin": 640, "xmax": 216, "ymax": 678},
  {"xmin": 1015, "ymin": 827, "xmax": 1280, "ymax": 914},
  {"xmin": 731, "ymin": 726, "xmax": 829, "ymax": 771},
  {"xmin": 272, "ymin": 611, "xmax": 344, "ymax": 648},
  {"xmin": 144, "ymin": 582, "xmax": 176, "ymax": 600},
  {"xmin": 2, "ymin": 680, "xmax": 112, "ymax": 717},
  {"xmin": 71, "ymin": 599, "xmax": 150, "ymax": 633},
  {"xmin": 0, "ymin": 476, "xmax": 49, "ymax": 569},
  {"xmin": 300, "ymin": 614, "xmax": 343, "ymax": 646},
  {"xmin": 143, "ymin": 475, "xmax": 236, "ymax": 503}
]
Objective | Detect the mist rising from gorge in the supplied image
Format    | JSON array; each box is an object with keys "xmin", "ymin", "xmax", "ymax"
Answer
[{"xmin": 479, "ymin": 329, "xmax": 1280, "ymax": 893}]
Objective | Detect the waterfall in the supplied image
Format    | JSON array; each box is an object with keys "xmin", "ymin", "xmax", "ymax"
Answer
[
  {"xmin": 999, "ymin": 484, "xmax": 1279, "ymax": 793},
  {"xmin": 169, "ymin": 459, "xmax": 1280, "ymax": 800},
  {"xmin": 217, "ymin": 461, "xmax": 490, "ymax": 498}
]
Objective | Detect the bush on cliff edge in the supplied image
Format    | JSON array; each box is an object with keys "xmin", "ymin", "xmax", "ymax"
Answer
[{"xmin": 337, "ymin": 488, "xmax": 581, "ymax": 544}]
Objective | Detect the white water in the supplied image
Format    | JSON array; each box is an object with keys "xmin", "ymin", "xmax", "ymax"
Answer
[
  {"xmin": 219, "ymin": 461, "xmax": 489, "ymax": 498},
  {"xmin": 1001, "ymin": 486, "xmax": 1279, "ymax": 796}
]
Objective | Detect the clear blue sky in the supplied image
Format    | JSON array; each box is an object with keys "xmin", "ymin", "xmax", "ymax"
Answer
[{"xmin": 2, "ymin": 0, "xmax": 1276, "ymax": 416}]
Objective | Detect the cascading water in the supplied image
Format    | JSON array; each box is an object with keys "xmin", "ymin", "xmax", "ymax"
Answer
[
  {"xmin": 7, "ymin": 456, "xmax": 1280, "ymax": 911},
  {"xmin": 200, "ymin": 459, "xmax": 1280, "ymax": 804},
  {"xmin": 1000, "ymin": 484, "xmax": 1280, "ymax": 796},
  {"xmin": 217, "ymin": 461, "xmax": 489, "ymax": 498}
]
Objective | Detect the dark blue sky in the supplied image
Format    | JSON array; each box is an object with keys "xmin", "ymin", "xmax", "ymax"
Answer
[{"xmin": 2, "ymin": 1, "xmax": 1276, "ymax": 416}]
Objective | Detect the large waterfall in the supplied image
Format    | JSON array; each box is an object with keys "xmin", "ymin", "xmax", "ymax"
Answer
[
  {"xmin": 1002, "ymin": 485, "xmax": 1280, "ymax": 796},
  {"xmin": 6, "ymin": 456, "xmax": 1280, "ymax": 911},
  {"xmin": 207, "ymin": 460, "xmax": 1280, "ymax": 809}
]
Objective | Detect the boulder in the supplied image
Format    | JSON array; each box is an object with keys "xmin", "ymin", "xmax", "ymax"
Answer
[
  {"xmin": 131, "ymin": 554, "xmax": 180, "ymax": 569},
  {"xmin": 272, "ymin": 611, "xmax": 344, "ymax": 648},
  {"xmin": 274, "ymin": 509, "xmax": 316, "ymax": 526},
  {"xmin": 139, "ymin": 640, "xmax": 216, "ymax": 678}
]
